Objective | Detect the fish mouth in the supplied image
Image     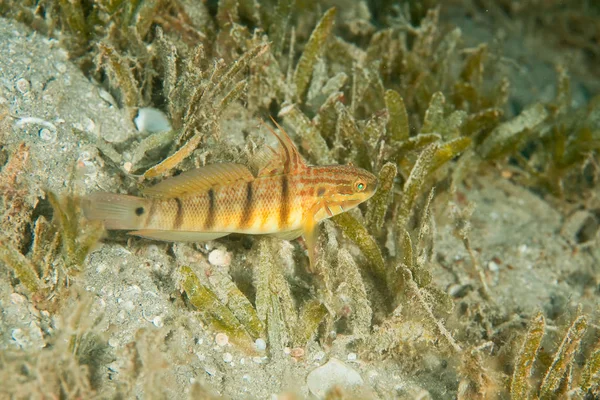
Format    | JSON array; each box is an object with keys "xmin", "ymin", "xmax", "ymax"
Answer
[{"xmin": 338, "ymin": 197, "xmax": 368, "ymax": 210}]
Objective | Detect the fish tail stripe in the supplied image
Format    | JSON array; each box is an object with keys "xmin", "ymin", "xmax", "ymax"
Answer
[
  {"xmin": 205, "ymin": 188, "xmax": 216, "ymax": 229},
  {"xmin": 173, "ymin": 197, "xmax": 184, "ymax": 229},
  {"xmin": 239, "ymin": 180, "xmax": 254, "ymax": 228},
  {"xmin": 279, "ymin": 175, "xmax": 289, "ymax": 228}
]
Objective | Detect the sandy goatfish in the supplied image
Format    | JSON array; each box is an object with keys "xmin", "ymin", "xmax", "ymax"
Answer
[{"xmin": 83, "ymin": 120, "xmax": 378, "ymax": 266}]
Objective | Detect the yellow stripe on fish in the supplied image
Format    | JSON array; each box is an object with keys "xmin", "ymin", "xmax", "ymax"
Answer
[{"xmin": 83, "ymin": 119, "xmax": 378, "ymax": 267}]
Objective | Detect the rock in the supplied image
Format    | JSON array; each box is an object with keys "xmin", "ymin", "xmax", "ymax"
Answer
[
  {"xmin": 560, "ymin": 210, "xmax": 599, "ymax": 245},
  {"xmin": 306, "ymin": 358, "xmax": 364, "ymax": 398},
  {"xmin": 208, "ymin": 248, "xmax": 232, "ymax": 267},
  {"xmin": 134, "ymin": 107, "xmax": 171, "ymax": 133}
]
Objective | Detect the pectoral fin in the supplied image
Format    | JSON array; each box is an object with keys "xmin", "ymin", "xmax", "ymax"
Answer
[{"xmin": 302, "ymin": 218, "xmax": 317, "ymax": 272}]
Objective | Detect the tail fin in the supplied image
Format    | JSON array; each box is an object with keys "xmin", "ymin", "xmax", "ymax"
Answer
[{"xmin": 82, "ymin": 193, "xmax": 150, "ymax": 230}]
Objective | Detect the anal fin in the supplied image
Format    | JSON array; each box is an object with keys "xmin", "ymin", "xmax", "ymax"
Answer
[
  {"xmin": 129, "ymin": 230, "xmax": 229, "ymax": 242},
  {"xmin": 269, "ymin": 229, "xmax": 303, "ymax": 241}
]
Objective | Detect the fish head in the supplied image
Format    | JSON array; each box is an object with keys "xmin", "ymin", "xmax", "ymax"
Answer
[{"xmin": 311, "ymin": 165, "xmax": 378, "ymax": 220}]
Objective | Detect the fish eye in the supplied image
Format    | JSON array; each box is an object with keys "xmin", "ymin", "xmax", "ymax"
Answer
[{"xmin": 354, "ymin": 180, "xmax": 366, "ymax": 192}]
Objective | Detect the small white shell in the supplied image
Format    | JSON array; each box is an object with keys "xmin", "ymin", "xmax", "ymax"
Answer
[
  {"xmin": 208, "ymin": 248, "xmax": 232, "ymax": 267},
  {"xmin": 134, "ymin": 107, "xmax": 171, "ymax": 133},
  {"xmin": 215, "ymin": 332, "xmax": 229, "ymax": 347},
  {"xmin": 16, "ymin": 78, "xmax": 30, "ymax": 94},
  {"xmin": 306, "ymin": 358, "xmax": 364, "ymax": 398},
  {"xmin": 255, "ymin": 338, "xmax": 267, "ymax": 351}
]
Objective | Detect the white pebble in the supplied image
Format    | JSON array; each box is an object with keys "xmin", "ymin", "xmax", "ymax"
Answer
[
  {"xmin": 39, "ymin": 128, "xmax": 56, "ymax": 142},
  {"xmin": 84, "ymin": 117, "xmax": 96, "ymax": 133},
  {"xmin": 98, "ymin": 89, "xmax": 116, "ymax": 107},
  {"xmin": 54, "ymin": 62, "xmax": 67, "ymax": 73},
  {"xmin": 208, "ymin": 248, "xmax": 232, "ymax": 267},
  {"xmin": 152, "ymin": 316, "xmax": 164, "ymax": 328},
  {"xmin": 16, "ymin": 78, "xmax": 30, "ymax": 93},
  {"xmin": 10, "ymin": 293, "xmax": 26, "ymax": 305},
  {"xmin": 347, "ymin": 352, "xmax": 357, "ymax": 361},
  {"xmin": 96, "ymin": 263, "xmax": 107, "ymax": 273},
  {"xmin": 222, "ymin": 353, "xmax": 233, "ymax": 363},
  {"xmin": 255, "ymin": 338, "xmax": 267, "ymax": 351},
  {"xmin": 279, "ymin": 103, "xmax": 295, "ymax": 115},
  {"xmin": 487, "ymin": 261, "xmax": 499, "ymax": 272},
  {"xmin": 78, "ymin": 160, "xmax": 97, "ymax": 177},
  {"xmin": 306, "ymin": 358, "xmax": 364, "ymax": 398},
  {"xmin": 134, "ymin": 107, "xmax": 171, "ymax": 133},
  {"xmin": 215, "ymin": 333, "xmax": 229, "ymax": 347}
]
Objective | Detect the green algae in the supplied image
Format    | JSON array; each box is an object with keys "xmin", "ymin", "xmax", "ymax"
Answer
[
  {"xmin": 539, "ymin": 315, "xmax": 588, "ymax": 399},
  {"xmin": 580, "ymin": 339, "xmax": 600, "ymax": 394},
  {"xmin": 181, "ymin": 265, "xmax": 257, "ymax": 350},
  {"xmin": 385, "ymin": 89, "xmax": 410, "ymax": 142},
  {"xmin": 293, "ymin": 7, "xmax": 336, "ymax": 102},
  {"xmin": 0, "ymin": 236, "xmax": 42, "ymax": 294},
  {"xmin": 0, "ymin": 191, "xmax": 103, "ymax": 309},
  {"xmin": 365, "ymin": 162, "xmax": 397, "ymax": 232},
  {"xmin": 510, "ymin": 312, "xmax": 545, "ymax": 399}
]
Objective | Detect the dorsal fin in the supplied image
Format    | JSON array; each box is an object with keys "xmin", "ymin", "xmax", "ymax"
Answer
[
  {"xmin": 248, "ymin": 144, "xmax": 278, "ymax": 173},
  {"xmin": 257, "ymin": 118, "xmax": 307, "ymax": 177},
  {"xmin": 143, "ymin": 163, "xmax": 254, "ymax": 198}
]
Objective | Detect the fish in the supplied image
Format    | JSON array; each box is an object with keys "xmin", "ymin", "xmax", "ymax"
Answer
[{"xmin": 82, "ymin": 119, "xmax": 378, "ymax": 267}]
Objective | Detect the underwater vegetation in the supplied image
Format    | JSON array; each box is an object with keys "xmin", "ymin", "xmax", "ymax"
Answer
[
  {"xmin": 0, "ymin": 141, "xmax": 104, "ymax": 311},
  {"xmin": 0, "ymin": 0, "xmax": 599, "ymax": 398}
]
